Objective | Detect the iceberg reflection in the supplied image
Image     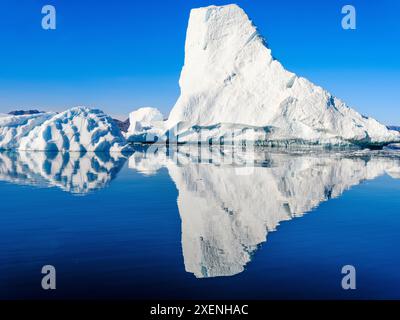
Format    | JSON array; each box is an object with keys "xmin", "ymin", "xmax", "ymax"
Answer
[
  {"xmin": 0, "ymin": 151, "xmax": 127, "ymax": 194},
  {"xmin": 130, "ymin": 145, "xmax": 400, "ymax": 278},
  {"xmin": 1, "ymin": 147, "xmax": 399, "ymax": 278}
]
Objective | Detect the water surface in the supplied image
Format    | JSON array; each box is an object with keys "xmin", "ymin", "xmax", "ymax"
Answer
[{"xmin": 0, "ymin": 147, "xmax": 399, "ymax": 299}]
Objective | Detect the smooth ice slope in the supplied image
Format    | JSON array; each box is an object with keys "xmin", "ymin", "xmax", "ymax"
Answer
[
  {"xmin": 0, "ymin": 107, "xmax": 130, "ymax": 152},
  {"xmin": 166, "ymin": 4, "xmax": 400, "ymax": 146}
]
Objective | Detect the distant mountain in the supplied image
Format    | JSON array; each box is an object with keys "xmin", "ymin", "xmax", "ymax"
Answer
[
  {"xmin": 388, "ymin": 126, "xmax": 400, "ymax": 132},
  {"xmin": 8, "ymin": 110, "xmax": 44, "ymax": 116},
  {"xmin": 112, "ymin": 118, "xmax": 130, "ymax": 132}
]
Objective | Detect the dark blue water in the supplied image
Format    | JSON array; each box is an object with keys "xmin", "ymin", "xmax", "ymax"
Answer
[{"xmin": 0, "ymin": 149, "xmax": 399, "ymax": 299}]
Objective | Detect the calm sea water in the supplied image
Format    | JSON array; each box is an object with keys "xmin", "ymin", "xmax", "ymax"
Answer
[{"xmin": 0, "ymin": 147, "xmax": 399, "ymax": 299}]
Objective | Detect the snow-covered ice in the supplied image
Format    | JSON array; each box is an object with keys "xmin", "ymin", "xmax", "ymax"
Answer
[
  {"xmin": 0, "ymin": 112, "xmax": 55, "ymax": 150},
  {"xmin": 128, "ymin": 107, "xmax": 164, "ymax": 131},
  {"xmin": 125, "ymin": 107, "xmax": 165, "ymax": 143},
  {"xmin": 159, "ymin": 4, "xmax": 399, "ymax": 147},
  {"xmin": 1, "ymin": 5, "xmax": 398, "ymax": 150},
  {"xmin": 0, "ymin": 107, "xmax": 131, "ymax": 152}
]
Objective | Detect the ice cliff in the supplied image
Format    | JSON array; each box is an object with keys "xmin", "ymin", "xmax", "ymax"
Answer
[
  {"xmin": 135, "ymin": 4, "xmax": 399, "ymax": 147},
  {"xmin": 0, "ymin": 107, "xmax": 130, "ymax": 152}
]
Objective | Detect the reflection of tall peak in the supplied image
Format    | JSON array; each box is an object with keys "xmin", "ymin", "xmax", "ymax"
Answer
[
  {"xmin": 173, "ymin": 154, "xmax": 400, "ymax": 278},
  {"xmin": 129, "ymin": 147, "xmax": 400, "ymax": 278},
  {"xmin": 0, "ymin": 152, "xmax": 127, "ymax": 194}
]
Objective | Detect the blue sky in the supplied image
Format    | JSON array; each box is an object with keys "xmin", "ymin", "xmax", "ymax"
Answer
[{"xmin": 0, "ymin": 0, "xmax": 399, "ymax": 124}]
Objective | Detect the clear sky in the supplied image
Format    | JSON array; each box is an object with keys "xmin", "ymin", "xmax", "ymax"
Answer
[{"xmin": 0, "ymin": 0, "xmax": 399, "ymax": 124}]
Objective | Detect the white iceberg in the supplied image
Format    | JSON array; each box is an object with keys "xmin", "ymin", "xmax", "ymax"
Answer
[
  {"xmin": 125, "ymin": 107, "xmax": 165, "ymax": 143},
  {"xmin": 0, "ymin": 107, "xmax": 131, "ymax": 152},
  {"xmin": 161, "ymin": 4, "xmax": 400, "ymax": 147},
  {"xmin": 0, "ymin": 112, "xmax": 55, "ymax": 150}
]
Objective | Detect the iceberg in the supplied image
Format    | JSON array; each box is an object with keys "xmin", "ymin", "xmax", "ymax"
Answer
[
  {"xmin": 125, "ymin": 107, "xmax": 165, "ymax": 143},
  {"xmin": 158, "ymin": 4, "xmax": 399, "ymax": 147},
  {"xmin": 0, "ymin": 107, "xmax": 131, "ymax": 152},
  {"xmin": 0, "ymin": 112, "xmax": 55, "ymax": 150}
]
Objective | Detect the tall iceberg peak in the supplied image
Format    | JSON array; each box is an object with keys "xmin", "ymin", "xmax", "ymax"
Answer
[{"xmin": 166, "ymin": 4, "xmax": 400, "ymax": 146}]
